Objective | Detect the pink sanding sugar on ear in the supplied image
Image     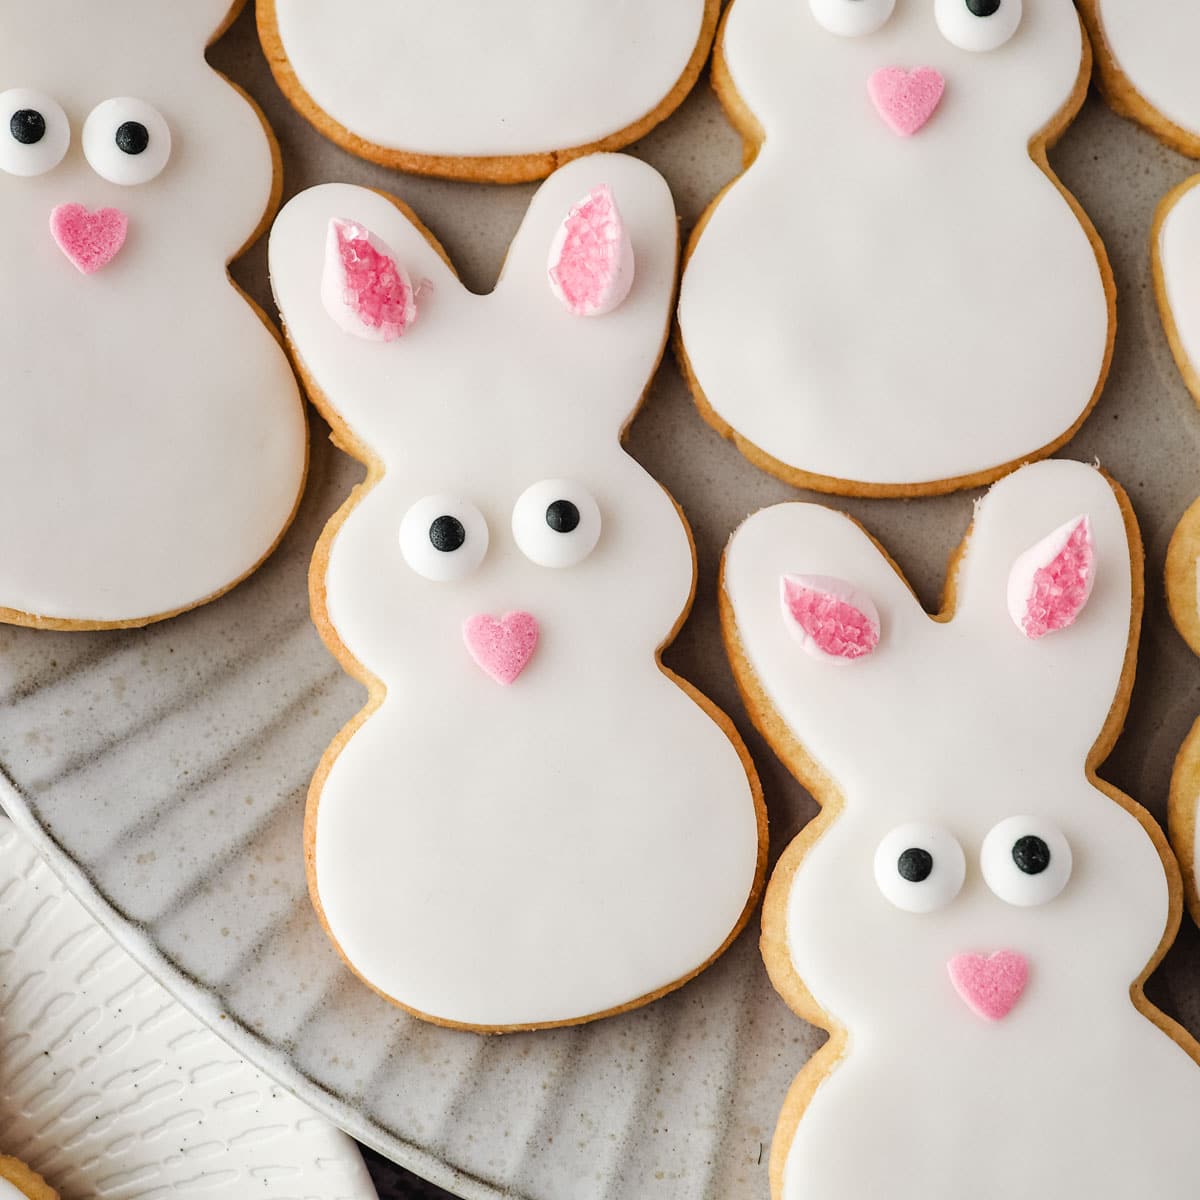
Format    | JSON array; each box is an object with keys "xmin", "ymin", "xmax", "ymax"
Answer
[
  {"xmin": 1007, "ymin": 516, "xmax": 1095, "ymax": 640},
  {"xmin": 322, "ymin": 218, "xmax": 417, "ymax": 342},
  {"xmin": 947, "ymin": 951, "xmax": 1029, "ymax": 1022},
  {"xmin": 50, "ymin": 204, "xmax": 128, "ymax": 275},
  {"xmin": 463, "ymin": 612, "xmax": 540, "ymax": 686},
  {"xmin": 547, "ymin": 185, "xmax": 635, "ymax": 317},
  {"xmin": 868, "ymin": 67, "xmax": 946, "ymax": 137},
  {"xmin": 781, "ymin": 575, "xmax": 880, "ymax": 663}
]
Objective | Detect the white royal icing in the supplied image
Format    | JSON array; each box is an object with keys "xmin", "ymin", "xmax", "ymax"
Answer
[
  {"xmin": 678, "ymin": 0, "xmax": 1109, "ymax": 490},
  {"xmin": 266, "ymin": 0, "xmax": 710, "ymax": 160},
  {"xmin": 724, "ymin": 460, "xmax": 1200, "ymax": 1196},
  {"xmin": 269, "ymin": 154, "xmax": 762, "ymax": 1029},
  {"xmin": 0, "ymin": 1180, "xmax": 27, "ymax": 1200},
  {"xmin": 1158, "ymin": 176, "xmax": 1200, "ymax": 394},
  {"xmin": 0, "ymin": 0, "xmax": 306, "ymax": 624},
  {"xmin": 1090, "ymin": 0, "xmax": 1200, "ymax": 144}
]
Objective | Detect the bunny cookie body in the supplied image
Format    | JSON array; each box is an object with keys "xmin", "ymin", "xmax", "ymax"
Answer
[
  {"xmin": 0, "ymin": 0, "xmax": 306, "ymax": 628},
  {"xmin": 678, "ymin": 0, "xmax": 1111, "ymax": 495},
  {"xmin": 724, "ymin": 461, "xmax": 1200, "ymax": 1197},
  {"xmin": 1081, "ymin": 0, "xmax": 1200, "ymax": 156},
  {"xmin": 259, "ymin": 0, "xmax": 719, "ymax": 182},
  {"xmin": 270, "ymin": 155, "xmax": 765, "ymax": 1031}
]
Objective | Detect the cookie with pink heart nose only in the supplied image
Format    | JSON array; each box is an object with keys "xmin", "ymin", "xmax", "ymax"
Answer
[
  {"xmin": 723, "ymin": 459, "xmax": 1200, "ymax": 1199},
  {"xmin": 677, "ymin": 0, "xmax": 1113, "ymax": 496},
  {"xmin": 257, "ymin": 0, "xmax": 720, "ymax": 183},
  {"xmin": 268, "ymin": 153, "xmax": 767, "ymax": 1032},
  {"xmin": 0, "ymin": 1, "xmax": 306, "ymax": 628}
]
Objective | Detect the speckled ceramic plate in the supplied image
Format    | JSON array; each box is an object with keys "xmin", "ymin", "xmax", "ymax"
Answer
[
  {"xmin": 3, "ymin": 9, "xmax": 1200, "ymax": 1200},
  {"xmin": 0, "ymin": 816, "xmax": 377, "ymax": 1199}
]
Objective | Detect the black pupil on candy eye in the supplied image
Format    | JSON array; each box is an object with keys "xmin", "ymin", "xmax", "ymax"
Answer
[
  {"xmin": 428, "ymin": 515, "xmax": 466, "ymax": 553},
  {"xmin": 10, "ymin": 109, "xmax": 45, "ymax": 145},
  {"xmin": 897, "ymin": 848, "xmax": 934, "ymax": 884},
  {"xmin": 966, "ymin": 0, "xmax": 1002, "ymax": 14},
  {"xmin": 1012, "ymin": 835, "xmax": 1051, "ymax": 876},
  {"xmin": 546, "ymin": 500, "xmax": 581, "ymax": 534},
  {"xmin": 115, "ymin": 120, "xmax": 150, "ymax": 156}
]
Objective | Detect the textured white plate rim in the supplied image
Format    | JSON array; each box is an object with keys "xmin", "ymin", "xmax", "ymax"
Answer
[{"xmin": 0, "ymin": 769, "xmax": 501, "ymax": 1200}]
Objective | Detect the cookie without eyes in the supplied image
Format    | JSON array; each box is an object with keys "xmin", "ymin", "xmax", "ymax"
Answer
[
  {"xmin": 269, "ymin": 153, "xmax": 767, "ymax": 1032},
  {"xmin": 0, "ymin": 0, "xmax": 307, "ymax": 629},
  {"xmin": 723, "ymin": 460, "xmax": 1200, "ymax": 1198},
  {"xmin": 677, "ymin": 0, "xmax": 1113, "ymax": 496},
  {"xmin": 1079, "ymin": 0, "xmax": 1200, "ymax": 157},
  {"xmin": 258, "ymin": 0, "xmax": 721, "ymax": 183}
]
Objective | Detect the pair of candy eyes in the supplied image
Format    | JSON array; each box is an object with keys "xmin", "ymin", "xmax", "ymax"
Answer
[
  {"xmin": 875, "ymin": 817, "xmax": 1072, "ymax": 913},
  {"xmin": 811, "ymin": 0, "xmax": 1022, "ymax": 50},
  {"xmin": 399, "ymin": 481, "xmax": 602, "ymax": 582},
  {"xmin": 0, "ymin": 89, "xmax": 171, "ymax": 185}
]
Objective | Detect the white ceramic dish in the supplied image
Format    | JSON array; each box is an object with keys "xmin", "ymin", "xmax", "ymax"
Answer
[
  {"xmin": 0, "ymin": 816, "xmax": 377, "ymax": 1199},
  {"xmin": 3, "ymin": 8, "xmax": 1200, "ymax": 1200}
]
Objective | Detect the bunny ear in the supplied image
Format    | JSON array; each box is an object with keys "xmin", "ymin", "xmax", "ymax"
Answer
[
  {"xmin": 493, "ymin": 153, "xmax": 678, "ymax": 411},
  {"xmin": 322, "ymin": 219, "xmax": 418, "ymax": 343},
  {"xmin": 269, "ymin": 183, "xmax": 465, "ymax": 449},
  {"xmin": 547, "ymin": 186, "xmax": 636, "ymax": 317},
  {"xmin": 1006, "ymin": 516, "xmax": 1096, "ymax": 640},
  {"xmin": 780, "ymin": 575, "xmax": 881, "ymax": 663}
]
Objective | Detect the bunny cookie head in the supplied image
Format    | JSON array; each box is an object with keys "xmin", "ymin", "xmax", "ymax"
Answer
[
  {"xmin": 0, "ymin": 0, "xmax": 306, "ymax": 626},
  {"xmin": 1081, "ymin": 0, "xmax": 1200, "ymax": 156},
  {"xmin": 727, "ymin": 0, "xmax": 1085, "ymax": 147},
  {"xmin": 678, "ymin": 0, "xmax": 1110, "ymax": 495},
  {"xmin": 269, "ymin": 155, "xmax": 765, "ymax": 1030},
  {"xmin": 724, "ymin": 462, "xmax": 1171, "ymax": 1040},
  {"xmin": 260, "ymin": 0, "xmax": 718, "ymax": 181}
]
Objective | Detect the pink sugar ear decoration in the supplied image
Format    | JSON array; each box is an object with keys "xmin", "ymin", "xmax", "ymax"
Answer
[
  {"xmin": 463, "ymin": 612, "xmax": 540, "ymax": 686},
  {"xmin": 322, "ymin": 218, "xmax": 417, "ymax": 342},
  {"xmin": 868, "ymin": 67, "xmax": 946, "ymax": 137},
  {"xmin": 50, "ymin": 204, "xmax": 128, "ymax": 275},
  {"xmin": 947, "ymin": 951, "xmax": 1029, "ymax": 1022},
  {"xmin": 1007, "ymin": 515, "xmax": 1095, "ymax": 640},
  {"xmin": 547, "ymin": 185, "xmax": 635, "ymax": 317},
  {"xmin": 780, "ymin": 575, "xmax": 880, "ymax": 663}
]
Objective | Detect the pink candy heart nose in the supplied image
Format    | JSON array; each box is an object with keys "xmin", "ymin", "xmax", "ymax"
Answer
[
  {"xmin": 868, "ymin": 67, "xmax": 946, "ymax": 137},
  {"xmin": 50, "ymin": 204, "xmax": 129, "ymax": 275},
  {"xmin": 948, "ymin": 951, "xmax": 1028, "ymax": 1022},
  {"xmin": 463, "ymin": 612, "xmax": 540, "ymax": 686}
]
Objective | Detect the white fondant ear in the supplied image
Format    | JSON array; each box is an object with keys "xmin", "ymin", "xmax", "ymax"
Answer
[
  {"xmin": 547, "ymin": 186, "xmax": 636, "ymax": 317},
  {"xmin": 780, "ymin": 575, "xmax": 880, "ymax": 663},
  {"xmin": 322, "ymin": 219, "xmax": 418, "ymax": 342},
  {"xmin": 1006, "ymin": 515, "xmax": 1095, "ymax": 640}
]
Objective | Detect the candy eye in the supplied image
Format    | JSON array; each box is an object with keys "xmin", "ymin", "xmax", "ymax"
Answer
[
  {"xmin": 874, "ymin": 824, "xmax": 966, "ymax": 914},
  {"xmin": 399, "ymin": 495, "xmax": 489, "ymax": 582},
  {"xmin": 981, "ymin": 816, "xmax": 1072, "ymax": 907},
  {"xmin": 83, "ymin": 98, "xmax": 171, "ymax": 185},
  {"xmin": 0, "ymin": 89, "xmax": 69, "ymax": 177},
  {"xmin": 512, "ymin": 480, "xmax": 601, "ymax": 569},
  {"xmin": 809, "ymin": 0, "xmax": 895, "ymax": 36},
  {"xmin": 935, "ymin": 0, "xmax": 1022, "ymax": 51}
]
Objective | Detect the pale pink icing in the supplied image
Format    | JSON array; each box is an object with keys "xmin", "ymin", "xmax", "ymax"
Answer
[
  {"xmin": 463, "ymin": 612, "xmax": 540, "ymax": 686},
  {"xmin": 1021, "ymin": 518, "xmax": 1095, "ymax": 640},
  {"xmin": 947, "ymin": 951, "xmax": 1029, "ymax": 1022},
  {"xmin": 781, "ymin": 576, "xmax": 879, "ymax": 660},
  {"xmin": 547, "ymin": 185, "xmax": 632, "ymax": 316},
  {"xmin": 330, "ymin": 218, "xmax": 415, "ymax": 341},
  {"xmin": 867, "ymin": 67, "xmax": 946, "ymax": 137},
  {"xmin": 49, "ymin": 204, "xmax": 128, "ymax": 275}
]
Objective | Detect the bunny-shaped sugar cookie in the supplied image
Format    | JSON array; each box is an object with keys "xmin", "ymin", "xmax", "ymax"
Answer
[
  {"xmin": 678, "ymin": 0, "xmax": 1112, "ymax": 495},
  {"xmin": 259, "ymin": 0, "xmax": 719, "ymax": 182},
  {"xmin": 724, "ymin": 460, "xmax": 1200, "ymax": 1198},
  {"xmin": 0, "ymin": 0, "xmax": 307, "ymax": 628},
  {"xmin": 1080, "ymin": 0, "xmax": 1200, "ymax": 156},
  {"xmin": 269, "ymin": 154, "xmax": 766, "ymax": 1031}
]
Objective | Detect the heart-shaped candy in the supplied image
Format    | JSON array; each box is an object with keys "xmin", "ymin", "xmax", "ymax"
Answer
[
  {"xmin": 868, "ymin": 67, "xmax": 946, "ymax": 138},
  {"xmin": 947, "ymin": 950, "xmax": 1029, "ymax": 1022},
  {"xmin": 463, "ymin": 612, "xmax": 540, "ymax": 686},
  {"xmin": 50, "ymin": 204, "xmax": 129, "ymax": 275}
]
